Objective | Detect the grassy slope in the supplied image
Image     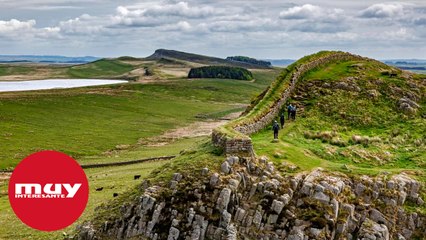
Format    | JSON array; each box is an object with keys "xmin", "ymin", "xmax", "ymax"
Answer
[
  {"xmin": 252, "ymin": 59, "xmax": 425, "ymax": 178},
  {"xmin": 0, "ymin": 63, "xmax": 280, "ymax": 239},
  {"xmin": 218, "ymin": 51, "xmax": 336, "ymax": 138},
  {"xmin": 0, "ymin": 65, "xmax": 35, "ymax": 76},
  {"xmin": 90, "ymin": 139, "xmax": 227, "ymax": 229},
  {"xmin": 0, "ymin": 58, "xmax": 139, "ymax": 80},
  {"xmin": 0, "ymin": 69, "xmax": 279, "ymax": 170},
  {"xmin": 0, "ymin": 159, "xmax": 167, "ymax": 239},
  {"xmin": 0, "ymin": 136, "xmax": 208, "ymax": 239},
  {"xmin": 67, "ymin": 59, "xmax": 135, "ymax": 78}
]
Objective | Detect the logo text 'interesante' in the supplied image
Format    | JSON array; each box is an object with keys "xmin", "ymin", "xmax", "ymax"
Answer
[{"xmin": 15, "ymin": 183, "xmax": 82, "ymax": 198}]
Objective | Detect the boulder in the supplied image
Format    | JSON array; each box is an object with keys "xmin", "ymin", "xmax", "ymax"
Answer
[
  {"xmin": 167, "ymin": 227, "xmax": 180, "ymax": 240},
  {"xmin": 216, "ymin": 188, "xmax": 231, "ymax": 211},
  {"xmin": 221, "ymin": 161, "xmax": 231, "ymax": 174},
  {"xmin": 358, "ymin": 218, "xmax": 389, "ymax": 240}
]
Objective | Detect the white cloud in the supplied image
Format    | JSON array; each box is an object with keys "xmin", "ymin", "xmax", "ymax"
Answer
[
  {"xmin": 140, "ymin": 1, "xmax": 216, "ymax": 18},
  {"xmin": 112, "ymin": 2, "xmax": 219, "ymax": 27},
  {"xmin": 279, "ymin": 4, "xmax": 347, "ymax": 33},
  {"xmin": 59, "ymin": 14, "xmax": 104, "ymax": 35},
  {"xmin": 279, "ymin": 4, "xmax": 344, "ymax": 22},
  {"xmin": 0, "ymin": 19, "xmax": 36, "ymax": 33},
  {"xmin": 0, "ymin": 0, "xmax": 425, "ymax": 58},
  {"xmin": 159, "ymin": 21, "xmax": 192, "ymax": 32},
  {"xmin": 0, "ymin": 19, "xmax": 60, "ymax": 39},
  {"xmin": 359, "ymin": 3, "xmax": 404, "ymax": 18}
]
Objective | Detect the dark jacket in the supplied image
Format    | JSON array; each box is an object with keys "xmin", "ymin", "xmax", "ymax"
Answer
[{"xmin": 272, "ymin": 122, "xmax": 280, "ymax": 132}]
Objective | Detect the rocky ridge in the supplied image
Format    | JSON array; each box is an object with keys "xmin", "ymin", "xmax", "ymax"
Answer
[{"xmin": 78, "ymin": 156, "xmax": 425, "ymax": 239}]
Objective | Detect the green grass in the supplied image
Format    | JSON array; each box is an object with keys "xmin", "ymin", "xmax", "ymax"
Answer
[
  {"xmin": 0, "ymin": 135, "xmax": 206, "ymax": 239},
  {"xmin": 0, "ymin": 59, "xmax": 139, "ymax": 80},
  {"xmin": 0, "ymin": 160, "xmax": 168, "ymax": 239},
  {"xmin": 0, "ymin": 70, "xmax": 278, "ymax": 170},
  {"xmin": 252, "ymin": 121, "xmax": 425, "ymax": 176},
  {"xmin": 91, "ymin": 139, "xmax": 226, "ymax": 228},
  {"xmin": 216, "ymin": 51, "xmax": 361, "ymax": 138},
  {"xmin": 251, "ymin": 56, "xmax": 425, "ymax": 177},
  {"xmin": 0, "ymin": 85, "xmax": 224, "ymax": 169},
  {"xmin": 78, "ymin": 136, "xmax": 206, "ymax": 165},
  {"xmin": 0, "ymin": 65, "xmax": 36, "ymax": 76},
  {"xmin": 67, "ymin": 59, "xmax": 135, "ymax": 79}
]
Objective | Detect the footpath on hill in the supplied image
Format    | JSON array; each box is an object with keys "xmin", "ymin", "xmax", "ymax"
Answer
[{"xmin": 141, "ymin": 111, "xmax": 242, "ymax": 147}]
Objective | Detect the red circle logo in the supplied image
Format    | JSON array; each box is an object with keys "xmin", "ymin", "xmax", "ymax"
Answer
[{"xmin": 8, "ymin": 151, "xmax": 89, "ymax": 231}]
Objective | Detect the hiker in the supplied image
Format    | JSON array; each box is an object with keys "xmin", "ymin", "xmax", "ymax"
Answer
[
  {"xmin": 272, "ymin": 120, "xmax": 280, "ymax": 139},
  {"xmin": 287, "ymin": 104, "xmax": 293, "ymax": 120},
  {"xmin": 291, "ymin": 105, "xmax": 297, "ymax": 120},
  {"xmin": 280, "ymin": 113, "xmax": 285, "ymax": 129}
]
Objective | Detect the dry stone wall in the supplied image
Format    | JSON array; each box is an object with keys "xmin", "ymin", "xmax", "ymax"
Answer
[{"xmin": 212, "ymin": 52, "xmax": 367, "ymax": 156}]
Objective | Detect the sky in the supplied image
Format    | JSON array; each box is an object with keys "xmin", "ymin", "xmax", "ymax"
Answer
[{"xmin": 0, "ymin": 0, "xmax": 425, "ymax": 59}]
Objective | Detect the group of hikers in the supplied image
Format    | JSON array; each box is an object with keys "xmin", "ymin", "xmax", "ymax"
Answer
[{"xmin": 272, "ymin": 103, "xmax": 297, "ymax": 139}]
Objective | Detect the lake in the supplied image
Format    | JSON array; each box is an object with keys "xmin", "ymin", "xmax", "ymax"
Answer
[{"xmin": 0, "ymin": 79, "xmax": 127, "ymax": 93}]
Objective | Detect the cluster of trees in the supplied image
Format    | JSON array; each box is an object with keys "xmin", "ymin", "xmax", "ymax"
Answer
[
  {"xmin": 188, "ymin": 66, "xmax": 253, "ymax": 80},
  {"xmin": 226, "ymin": 56, "xmax": 272, "ymax": 67}
]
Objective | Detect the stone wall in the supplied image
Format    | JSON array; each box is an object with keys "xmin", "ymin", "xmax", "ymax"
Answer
[
  {"xmin": 211, "ymin": 130, "xmax": 254, "ymax": 157},
  {"xmin": 213, "ymin": 52, "xmax": 367, "ymax": 156}
]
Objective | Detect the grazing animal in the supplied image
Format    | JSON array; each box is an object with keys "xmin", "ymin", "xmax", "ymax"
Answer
[
  {"xmin": 95, "ymin": 187, "xmax": 104, "ymax": 191},
  {"xmin": 113, "ymin": 193, "xmax": 119, "ymax": 197},
  {"xmin": 134, "ymin": 175, "xmax": 141, "ymax": 180}
]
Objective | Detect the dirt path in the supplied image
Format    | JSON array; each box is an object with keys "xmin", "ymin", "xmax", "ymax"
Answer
[{"xmin": 139, "ymin": 111, "xmax": 241, "ymax": 146}]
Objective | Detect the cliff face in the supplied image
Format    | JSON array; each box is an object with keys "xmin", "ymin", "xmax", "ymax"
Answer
[
  {"xmin": 146, "ymin": 49, "xmax": 270, "ymax": 69},
  {"xmin": 78, "ymin": 156, "xmax": 425, "ymax": 240}
]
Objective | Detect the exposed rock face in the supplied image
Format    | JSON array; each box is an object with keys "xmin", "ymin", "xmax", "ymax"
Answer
[
  {"xmin": 398, "ymin": 97, "xmax": 420, "ymax": 115},
  {"xmin": 78, "ymin": 156, "xmax": 425, "ymax": 240}
]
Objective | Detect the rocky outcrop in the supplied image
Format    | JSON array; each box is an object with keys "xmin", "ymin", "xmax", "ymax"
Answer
[
  {"xmin": 79, "ymin": 156, "xmax": 425, "ymax": 240},
  {"xmin": 398, "ymin": 97, "xmax": 420, "ymax": 115}
]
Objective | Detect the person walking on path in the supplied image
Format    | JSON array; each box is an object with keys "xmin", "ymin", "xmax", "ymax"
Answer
[
  {"xmin": 291, "ymin": 105, "xmax": 297, "ymax": 120},
  {"xmin": 272, "ymin": 120, "xmax": 280, "ymax": 140},
  {"xmin": 287, "ymin": 104, "xmax": 293, "ymax": 120},
  {"xmin": 280, "ymin": 113, "xmax": 285, "ymax": 129}
]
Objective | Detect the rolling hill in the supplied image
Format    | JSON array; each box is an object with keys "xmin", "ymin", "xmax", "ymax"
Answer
[
  {"xmin": 0, "ymin": 50, "xmax": 282, "ymax": 239},
  {"xmin": 0, "ymin": 49, "xmax": 272, "ymax": 82},
  {"xmin": 79, "ymin": 51, "xmax": 426, "ymax": 240},
  {"xmin": 147, "ymin": 49, "xmax": 272, "ymax": 69}
]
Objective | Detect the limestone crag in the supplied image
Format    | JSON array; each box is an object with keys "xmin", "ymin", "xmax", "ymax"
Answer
[{"xmin": 78, "ymin": 156, "xmax": 425, "ymax": 239}]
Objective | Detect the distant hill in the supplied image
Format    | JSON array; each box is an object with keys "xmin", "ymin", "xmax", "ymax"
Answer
[
  {"xmin": 382, "ymin": 59, "xmax": 426, "ymax": 73},
  {"xmin": 226, "ymin": 56, "xmax": 271, "ymax": 67},
  {"xmin": 0, "ymin": 55, "xmax": 99, "ymax": 64},
  {"xmin": 146, "ymin": 49, "xmax": 271, "ymax": 69}
]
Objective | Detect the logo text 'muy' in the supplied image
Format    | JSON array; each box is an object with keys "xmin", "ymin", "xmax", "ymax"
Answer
[{"xmin": 15, "ymin": 183, "xmax": 82, "ymax": 198}]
